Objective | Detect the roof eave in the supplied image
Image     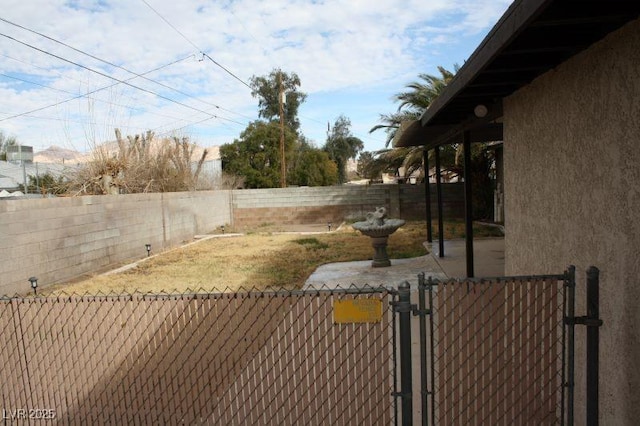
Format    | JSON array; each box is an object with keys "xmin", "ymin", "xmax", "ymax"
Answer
[
  {"xmin": 394, "ymin": 101, "xmax": 503, "ymax": 149},
  {"xmin": 420, "ymin": 0, "xmax": 553, "ymax": 128}
]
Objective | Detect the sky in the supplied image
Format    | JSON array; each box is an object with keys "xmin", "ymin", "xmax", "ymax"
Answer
[{"xmin": 0, "ymin": 0, "xmax": 513, "ymax": 154}]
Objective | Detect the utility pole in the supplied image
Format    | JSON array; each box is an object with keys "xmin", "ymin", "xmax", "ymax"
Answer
[{"xmin": 278, "ymin": 72, "xmax": 286, "ymax": 188}]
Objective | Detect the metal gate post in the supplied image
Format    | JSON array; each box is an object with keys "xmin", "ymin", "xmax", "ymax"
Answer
[
  {"xmin": 582, "ymin": 266, "xmax": 602, "ymax": 426},
  {"xmin": 428, "ymin": 277, "xmax": 435, "ymax": 426},
  {"xmin": 566, "ymin": 265, "xmax": 603, "ymax": 426},
  {"xmin": 416, "ymin": 273, "xmax": 429, "ymax": 426},
  {"xmin": 393, "ymin": 281, "xmax": 413, "ymax": 426},
  {"xmin": 565, "ymin": 265, "xmax": 576, "ymax": 426}
]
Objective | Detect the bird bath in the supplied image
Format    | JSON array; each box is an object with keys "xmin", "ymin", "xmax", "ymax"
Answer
[{"xmin": 352, "ymin": 207, "xmax": 405, "ymax": 267}]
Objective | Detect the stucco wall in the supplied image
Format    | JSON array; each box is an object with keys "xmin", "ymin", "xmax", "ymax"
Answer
[
  {"xmin": 504, "ymin": 18, "xmax": 640, "ymax": 425},
  {"xmin": 0, "ymin": 191, "xmax": 232, "ymax": 295}
]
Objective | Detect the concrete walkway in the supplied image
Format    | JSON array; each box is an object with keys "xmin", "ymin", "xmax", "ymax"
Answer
[
  {"xmin": 431, "ymin": 237, "xmax": 505, "ymax": 278},
  {"xmin": 304, "ymin": 254, "xmax": 447, "ymax": 290},
  {"xmin": 304, "ymin": 237, "xmax": 505, "ymax": 289},
  {"xmin": 304, "ymin": 237, "xmax": 505, "ymax": 423}
]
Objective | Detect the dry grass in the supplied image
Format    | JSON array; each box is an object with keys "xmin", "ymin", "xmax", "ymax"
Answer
[
  {"xmin": 62, "ymin": 129, "xmax": 210, "ymax": 195},
  {"xmin": 44, "ymin": 220, "xmax": 502, "ymax": 295}
]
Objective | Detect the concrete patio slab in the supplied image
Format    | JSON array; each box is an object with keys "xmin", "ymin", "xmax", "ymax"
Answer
[
  {"xmin": 304, "ymin": 238, "xmax": 506, "ymax": 289},
  {"xmin": 303, "ymin": 237, "xmax": 506, "ymax": 423},
  {"xmin": 431, "ymin": 237, "xmax": 505, "ymax": 278},
  {"xmin": 304, "ymin": 254, "xmax": 448, "ymax": 290}
]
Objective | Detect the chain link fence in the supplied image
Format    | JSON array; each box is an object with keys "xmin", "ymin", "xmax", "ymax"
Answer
[
  {"xmin": 426, "ymin": 275, "xmax": 568, "ymax": 425},
  {"xmin": 0, "ymin": 286, "xmax": 395, "ymax": 425}
]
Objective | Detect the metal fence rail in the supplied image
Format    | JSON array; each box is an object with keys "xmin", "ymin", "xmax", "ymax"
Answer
[
  {"xmin": 0, "ymin": 287, "xmax": 394, "ymax": 425},
  {"xmin": 422, "ymin": 274, "xmax": 569, "ymax": 425}
]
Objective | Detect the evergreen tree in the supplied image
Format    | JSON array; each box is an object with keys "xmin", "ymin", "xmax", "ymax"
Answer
[
  {"xmin": 250, "ymin": 69, "xmax": 307, "ymax": 133},
  {"xmin": 324, "ymin": 115, "xmax": 363, "ymax": 184}
]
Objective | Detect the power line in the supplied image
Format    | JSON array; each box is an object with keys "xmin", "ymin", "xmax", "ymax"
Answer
[
  {"xmin": 0, "ymin": 73, "xmax": 67, "ymax": 93},
  {"xmin": 0, "ymin": 32, "xmax": 247, "ymax": 127},
  {"xmin": 202, "ymin": 53, "xmax": 252, "ymax": 90},
  {"xmin": 139, "ymin": 0, "xmax": 201, "ymax": 52},
  {"xmin": 0, "ymin": 52, "xmax": 86, "ymax": 86},
  {"xmin": 0, "ymin": 70, "xmax": 248, "ymax": 141},
  {"xmin": 226, "ymin": 7, "xmax": 264, "ymax": 49},
  {"xmin": 0, "ymin": 110, "xmax": 150, "ymax": 130},
  {"xmin": 3, "ymin": 50, "xmax": 254, "ymax": 124},
  {"xmin": 138, "ymin": 0, "xmax": 252, "ymax": 89},
  {"xmin": 2, "ymin": 52, "xmax": 157, "ymax": 114},
  {"xmin": 0, "ymin": 16, "xmax": 250, "ymax": 118},
  {"xmin": 153, "ymin": 115, "xmax": 220, "ymax": 136},
  {"xmin": 0, "ymin": 16, "xmax": 165, "ymax": 81},
  {"xmin": 0, "ymin": 71, "xmax": 205, "ymax": 124},
  {"xmin": 0, "ymin": 55, "xmax": 193, "ymax": 122}
]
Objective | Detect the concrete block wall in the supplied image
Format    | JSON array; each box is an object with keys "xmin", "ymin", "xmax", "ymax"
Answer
[
  {"xmin": 0, "ymin": 184, "xmax": 463, "ymax": 294},
  {"xmin": 231, "ymin": 183, "xmax": 464, "ymax": 230},
  {"xmin": 0, "ymin": 191, "xmax": 231, "ymax": 295},
  {"xmin": 399, "ymin": 183, "xmax": 465, "ymax": 220},
  {"xmin": 231, "ymin": 185, "xmax": 390, "ymax": 229}
]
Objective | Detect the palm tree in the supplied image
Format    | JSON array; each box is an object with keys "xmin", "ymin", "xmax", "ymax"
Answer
[
  {"xmin": 369, "ymin": 65, "xmax": 496, "ymax": 220},
  {"xmin": 368, "ymin": 66, "xmax": 459, "ymax": 180},
  {"xmin": 395, "ymin": 66, "xmax": 457, "ymax": 113}
]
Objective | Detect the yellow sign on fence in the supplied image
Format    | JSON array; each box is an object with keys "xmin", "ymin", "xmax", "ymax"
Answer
[{"xmin": 334, "ymin": 299, "xmax": 383, "ymax": 323}]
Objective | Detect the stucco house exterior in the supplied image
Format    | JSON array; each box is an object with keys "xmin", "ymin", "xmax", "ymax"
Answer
[{"xmin": 395, "ymin": 0, "xmax": 640, "ymax": 423}]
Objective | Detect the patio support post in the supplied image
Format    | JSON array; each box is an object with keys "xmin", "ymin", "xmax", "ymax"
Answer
[
  {"xmin": 423, "ymin": 149, "xmax": 433, "ymax": 243},
  {"xmin": 434, "ymin": 145, "xmax": 444, "ymax": 257},
  {"xmin": 463, "ymin": 131, "xmax": 474, "ymax": 277}
]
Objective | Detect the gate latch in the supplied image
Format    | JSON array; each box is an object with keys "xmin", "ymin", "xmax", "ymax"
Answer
[
  {"xmin": 565, "ymin": 316, "xmax": 603, "ymax": 327},
  {"xmin": 411, "ymin": 306, "xmax": 430, "ymax": 316},
  {"xmin": 390, "ymin": 300, "xmax": 415, "ymax": 313}
]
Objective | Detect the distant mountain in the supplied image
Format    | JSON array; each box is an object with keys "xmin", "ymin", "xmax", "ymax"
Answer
[
  {"xmin": 34, "ymin": 142, "xmax": 220, "ymax": 164},
  {"xmin": 34, "ymin": 146, "xmax": 89, "ymax": 164}
]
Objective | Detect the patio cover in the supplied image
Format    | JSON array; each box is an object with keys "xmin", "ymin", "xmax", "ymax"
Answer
[
  {"xmin": 392, "ymin": 0, "xmax": 640, "ymax": 277},
  {"xmin": 394, "ymin": 0, "xmax": 640, "ymax": 149}
]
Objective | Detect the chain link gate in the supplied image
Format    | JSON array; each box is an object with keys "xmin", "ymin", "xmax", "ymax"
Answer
[
  {"xmin": 0, "ymin": 286, "xmax": 397, "ymax": 424},
  {"xmin": 392, "ymin": 266, "xmax": 602, "ymax": 426}
]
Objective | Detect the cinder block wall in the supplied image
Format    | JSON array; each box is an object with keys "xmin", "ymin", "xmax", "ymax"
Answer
[
  {"xmin": 0, "ymin": 191, "xmax": 231, "ymax": 295},
  {"xmin": 231, "ymin": 186, "xmax": 389, "ymax": 230},
  {"xmin": 231, "ymin": 183, "xmax": 464, "ymax": 230},
  {"xmin": 0, "ymin": 184, "xmax": 463, "ymax": 294},
  {"xmin": 398, "ymin": 183, "xmax": 464, "ymax": 221}
]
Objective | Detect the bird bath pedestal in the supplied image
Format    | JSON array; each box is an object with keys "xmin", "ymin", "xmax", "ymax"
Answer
[{"xmin": 352, "ymin": 207, "xmax": 405, "ymax": 268}]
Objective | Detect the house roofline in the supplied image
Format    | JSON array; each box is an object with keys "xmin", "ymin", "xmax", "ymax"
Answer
[{"xmin": 394, "ymin": 0, "xmax": 640, "ymax": 148}]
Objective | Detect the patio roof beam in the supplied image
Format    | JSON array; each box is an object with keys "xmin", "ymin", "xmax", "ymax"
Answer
[
  {"xmin": 419, "ymin": 118, "xmax": 503, "ymax": 151},
  {"xmin": 418, "ymin": 0, "xmax": 554, "ymax": 128},
  {"xmin": 417, "ymin": 0, "xmax": 640, "ymax": 134}
]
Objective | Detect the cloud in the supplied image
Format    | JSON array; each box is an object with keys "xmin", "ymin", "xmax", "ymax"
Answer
[{"xmin": 0, "ymin": 0, "xmax": 512, "ymax": 152}]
